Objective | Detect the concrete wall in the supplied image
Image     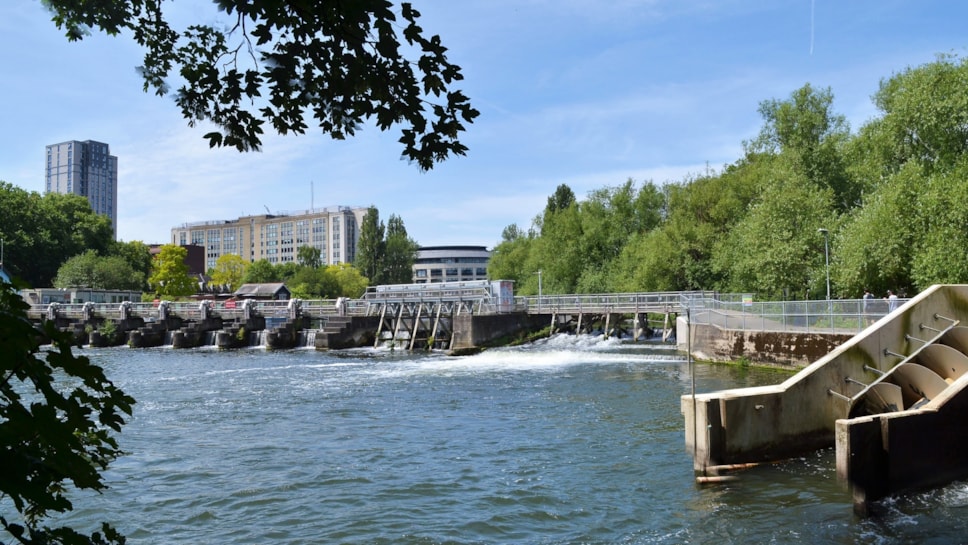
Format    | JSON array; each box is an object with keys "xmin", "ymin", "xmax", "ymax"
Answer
[
  {"xmin": 682, "ymin": 285, "xmax": 968, "ymax": 471},
  {"xmin": 688, "ymin": 322, "xmax": 853, "ymax": 367},
  {"xmin": 451, "ymin": 314, "xmax": 549, "ymax": 350}
]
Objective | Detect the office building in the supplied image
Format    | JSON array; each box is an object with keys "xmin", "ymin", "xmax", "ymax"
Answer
[
  {"xmin": 412, "ymin": 246, "xmax": 491, "ymax": 284},
  {"xmin": 171, "ymin": 207, "xmax": 369, "ymax": 271},
  {"xmin": 45, "ymin": 140, "xmax": 118, "ymax": 237}
]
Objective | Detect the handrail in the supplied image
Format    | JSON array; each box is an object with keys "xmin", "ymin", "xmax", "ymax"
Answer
[
  {"xmin": 26, "ymin": 292, "xmax": 910, "ymax": 331},
  {"xmin": 842, "ymin": 317, "xmax": 961, "ymax": 409}
]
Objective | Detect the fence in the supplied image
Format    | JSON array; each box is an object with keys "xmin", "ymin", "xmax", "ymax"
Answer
[{"xmin": 684, "ymin": 295, "xmax": 908, "ymax": 335}]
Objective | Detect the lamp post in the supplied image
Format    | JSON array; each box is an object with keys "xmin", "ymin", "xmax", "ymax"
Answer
[
  {"xmin": 535, "ymin": 269, "xmax": 543, "ymax": 312},
  {"xmin": 818, "ymin": 228, "xmax": 830, "ymax": 301}
]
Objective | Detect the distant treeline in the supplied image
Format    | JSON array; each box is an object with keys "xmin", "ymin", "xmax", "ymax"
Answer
[{"xmin": 488, "ymin": 54, "xmax": 968, "ymax": 301}]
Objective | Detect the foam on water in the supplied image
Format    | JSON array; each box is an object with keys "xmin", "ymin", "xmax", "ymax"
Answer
[{"xmin": 319, "ymin": 334, "xmax": 680, "ymax": 380}]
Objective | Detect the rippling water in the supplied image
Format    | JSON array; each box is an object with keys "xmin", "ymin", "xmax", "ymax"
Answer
[{"xmin": 57, "ymin": 335, "xmax": 968, "ymax": 544}]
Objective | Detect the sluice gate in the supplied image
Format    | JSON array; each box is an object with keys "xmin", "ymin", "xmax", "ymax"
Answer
[
  {"xmin": 683, "ymin": 284, "xmax": 968, "ymax": 510},
  {"xmin": 363, "ymin": 280, "xmax": 499, "ymax": 350}
]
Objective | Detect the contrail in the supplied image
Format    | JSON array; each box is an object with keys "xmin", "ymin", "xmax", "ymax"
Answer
[{"xmin": 810, "ymin": 0, "xmax": 815, "ymax": 55}]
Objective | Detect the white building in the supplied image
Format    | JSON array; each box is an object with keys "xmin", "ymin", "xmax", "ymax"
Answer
[{"xmin": 412, "ymin": 246, "xmax": 491, "ymax": 283}]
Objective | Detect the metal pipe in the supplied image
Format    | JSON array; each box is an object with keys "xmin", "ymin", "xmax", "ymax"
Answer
[{"xmin": 828, "ymin": 389, "xmax": 851, "ymax": 402}]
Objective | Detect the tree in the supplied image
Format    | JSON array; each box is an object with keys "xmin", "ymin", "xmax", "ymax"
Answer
[
  {"xmin": 0, "ymin": 278, "xmax": 134, "ymax": 545},
  {"xmin": 210, "ymin": 253, "xmax": 248, "ymax": 290},
  {"xmin": 354, "ymin": 207, "xmax": 385, "ymax": 284},
  {"xmin": 871, "ymin": 54, "xmax": 968, "ymax": 173},
  {"xmin": 42, "ymin": 0, "xmax": 479, "ymax": 170},
  {"xmin": 275, "ymin": 262, "xmax": 301, "ymax": 283},
  {"xmin": 110, "ymin": 240, "xmax": 153, "ymax": 290},
  {"xmin": 297, "ymin": 245, "xmax": 322, "ymax": 269},
  {"xmin": 330, "ymin": 263, "xmax": 369, "ymax": 298},
  {"xmin": 500, "ymin": 223, "xmax": 525, "ymax": 243},
  {"xmin": 0, "ymin": 182, "xmax": 114, "ymax": 287},
  {"xmin": 749, "ymin": 84, "xmax": 855, "ymax": 211},
  {"xmin": 383, "ymin": 214, "xmax": 419, "ymax": 284},
  {"xmin": 241, "ymin": 259, "xmax": 278, "ymax": 284},
  {"xmin": 54, "ymin": 250, "xmax": 144, "ymax": 290},
  {"xmin": 545, "ymin": 183, "xmax": 576, "ymax": 215},
  {"xmin": 488, "ymin": 230, "xmax": 534, "ymax": 290},
  {"xmin": 289, "ymin": 265, "xmax": 338, "ymax": 299},
  {"xmin": 526, "ymin": 203, "xmax": 584, "ymax": 294},
  {"xmin": 575, "ymin": 179, "xmax": 664, "ymax": 292},
  {"xmin": 712, "ymin": 169, "xmax": 838, "ymax": 299},
  {"xmin": 148, "ymin": 244, "xmax": 197, "ymax": 297}
]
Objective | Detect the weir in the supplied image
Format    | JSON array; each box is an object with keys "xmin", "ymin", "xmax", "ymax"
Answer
[{"xmin": 683, "ymin": 284, "xmax": 968, "ymax": 510}]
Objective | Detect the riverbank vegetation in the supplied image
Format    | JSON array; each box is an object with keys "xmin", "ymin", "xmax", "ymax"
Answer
[{"xmin": 489, "ymin": 54, "xmax": 968, "ymax": 301}]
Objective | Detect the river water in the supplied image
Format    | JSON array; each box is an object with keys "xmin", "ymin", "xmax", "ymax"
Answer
[{"xmin": 59, "ymin": 335, "xmax": 968, "ymax": 544}]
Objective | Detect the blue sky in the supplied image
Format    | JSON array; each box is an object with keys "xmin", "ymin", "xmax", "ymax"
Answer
[{"xmin": 1, "ymin": 1, "xmax": 965, "ymax": 249}]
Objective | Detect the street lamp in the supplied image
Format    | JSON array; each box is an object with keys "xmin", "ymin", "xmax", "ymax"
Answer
[
  {"xmin": 818, "ymin": 228, "xmax": 830, "ymax": 301},
  {"xmin": 535, "ymin": 269, "xmax": 543, "ymax": 312}
]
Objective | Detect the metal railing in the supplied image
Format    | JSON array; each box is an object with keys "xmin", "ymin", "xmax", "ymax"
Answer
[
  {"xmin": 26, "ymin": 291, "xmax": 908, "ymax": 335},
  {"xmin": 684, "ymin": 296, "xmax": 909, "ymax": 335},
  {"xmin": 517, "ymin": 291, "xmax": 712, "ymax": 314}
]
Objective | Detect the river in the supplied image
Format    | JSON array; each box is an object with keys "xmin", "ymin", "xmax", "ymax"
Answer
[{"xmin": 57, "ymin": 334, "xmax": 968, "ymax": 544}]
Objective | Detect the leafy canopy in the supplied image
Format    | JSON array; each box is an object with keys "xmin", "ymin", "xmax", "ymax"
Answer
[
  {"xmin": 148, "ymin": 244, "xmax": 197, "ymax": 297},
  {"xmin": 0, "ymin": 182, "xmax": 114, "ymax": 288},
  {"xmin": 0, "ymin": 279, "xmax": 134, "ymax": 544},
  {"xmin": 210, "ymin": 253, "xmax": 248, "ymax": 290},
  {"xmin": 54, "ymin": 250, "xmax": 145, "ymax": 291},
  {"xmin": 41, "ymin": 0, "xmax": 480, "ymax": 170}
]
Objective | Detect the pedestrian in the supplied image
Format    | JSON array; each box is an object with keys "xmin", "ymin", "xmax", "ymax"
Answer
[
  {"xmin": 887, "ymin": 290, "xmax": 898, "ymax": 312},
  {"xmin": 863, "ymin": 289, "xmax": 874, "ymax": 324}
]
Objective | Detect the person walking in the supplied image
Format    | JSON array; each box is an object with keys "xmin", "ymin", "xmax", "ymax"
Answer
[
  {"xmin": 887, "ymin": 290, "xmax": 899, "ymax": 312},
  {"xmin": 863, "ymin": 289, "xmax": 875, "ymax": 324}
]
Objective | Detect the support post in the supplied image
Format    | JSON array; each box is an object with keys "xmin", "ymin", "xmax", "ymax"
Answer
[
  {"xmin": 373, "ymin": 303, "xmax": 388, "ymax": 348},
  {"xmin": 430, "ymin": 303, "xmax": 443, "ymax": 349},
  {"xmin": 409, "ymin": 304, "xmax": 424, "ymax": 351},
  {"xmin": 391, "ymin": 305, "xmax": 405, "ymax": 348}
]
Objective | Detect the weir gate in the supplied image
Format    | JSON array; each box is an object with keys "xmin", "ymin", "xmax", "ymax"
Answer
[{"xmin": 24, "ymin": 281, "xmax": 693, "ymax": 350}]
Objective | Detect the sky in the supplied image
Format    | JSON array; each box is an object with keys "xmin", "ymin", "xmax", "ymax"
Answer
[{"xmin": 1, "ymin": 1, "xmax": 966, "ymax": 250}]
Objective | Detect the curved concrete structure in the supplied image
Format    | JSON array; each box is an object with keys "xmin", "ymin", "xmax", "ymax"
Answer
[{"xmin": 682, "ymin": 285, "xmax": 968, "ymax": 509}]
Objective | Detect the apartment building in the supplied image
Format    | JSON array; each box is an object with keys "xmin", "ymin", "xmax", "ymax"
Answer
[
  {"xmin": 171, "ymin": 207, "xmax": 369, "ymax": 271},
  {"xmin": 45, "ymin": 140, "xmax": 118, "ymax": 237}
]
